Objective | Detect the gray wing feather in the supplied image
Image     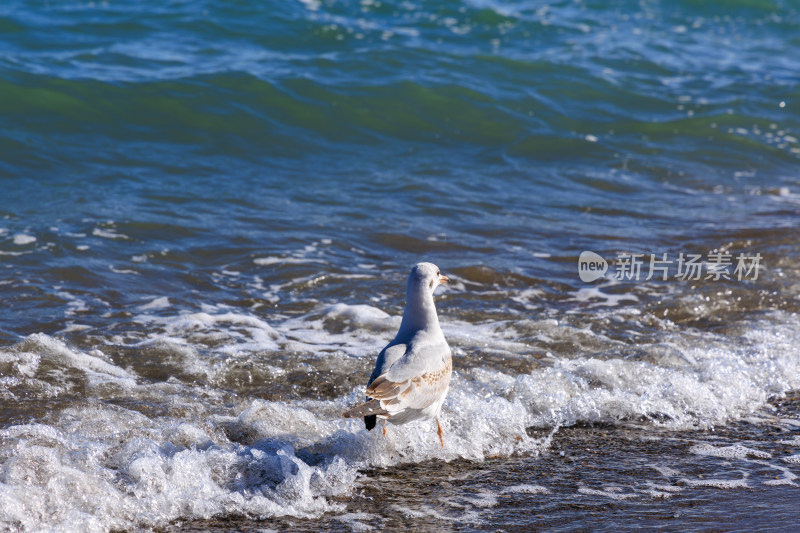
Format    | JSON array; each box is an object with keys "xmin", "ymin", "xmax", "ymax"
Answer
[
  {"xmin": 367, "ymin": 363, "xmax": 451, "ymax": 410},
  {"xmin": 342, "ymin": 399, "xmax": 388, "ymax": 419},
  {"xmin": 366, "ymin": 341, "xmax": 452, "ymax": 411},
  {"xmin": 385, "ymin": 341, "xmax": 450, "ymax": 383},
  {"xmin": 367, "ymin": 342, "xmax": 408, "ymax": 387}
]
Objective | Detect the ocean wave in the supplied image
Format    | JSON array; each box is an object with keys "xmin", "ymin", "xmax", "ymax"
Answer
[{"xmin": 1, "ymin": 303, "xmax": 799, "ymax": 529}]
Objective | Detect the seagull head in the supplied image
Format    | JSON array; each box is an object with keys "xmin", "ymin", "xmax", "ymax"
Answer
[
  {"xmin": 400, "ymin": 262, "xmax": 449, "ymax": 333},
  {"xmin": 409, "ymin": 262, "xmax": 449, "ymax": 294}
]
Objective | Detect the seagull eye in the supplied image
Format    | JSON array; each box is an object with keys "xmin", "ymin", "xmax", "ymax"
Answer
[{"xmin": 436, "ymin": 270, "xmax": 440, "ymax": 276}]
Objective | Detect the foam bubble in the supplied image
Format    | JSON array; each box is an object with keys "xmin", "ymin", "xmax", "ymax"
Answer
[
  {"xmin": 92, "ymin": 227, "xmax": 128, "ymax": 240},
  {"xmin": 109, "ymin": 265, "xmax": 138, "ymax": 275},
  {"xmin": 569, "ymin": 284, "xmax": 639, "ymax": 307},
  {"xmin": 334, "ymin": 512, "xmax": 380, "ymax": 531},
  {"xmin": 135, "ymin": 307, "xmax": 282, "ymax": 353},
  {"xmin": 322, "ymin": 303, "xmax": 392, "ymax": 330},
  {"xmin": 0, "ymin": 334, "xmax": 136, "ymax": 392},
  {"xmin": 645, "ymin": 482, "xmax": 683, "ymax": 494},
  {"xmin": 577, "ymin": 487, "xmax": 638, "ymax": 500},
  {"xmin": 55, "ymin": 291, "xmax": 89, "ymax": 315},
  {"xmin": 690, "ymin": 443, "xmax": 772, "ymax": 459},
  {"xmin": 390, "ymin": 502, "xmax": 482, "ymax": 524},
  {"xmin": 138, "ymin": 296, "xmax": 171, "ymax": 310},
  {"xmin": 780, "ymin": 436, "xmax": 800, "ymax": 446},
  {"xmin": 254, "ymin": 256, "xmax": 325, "ymax": 266},
  {"xmin": 502, "ymin": 484, "xmax": 550, "ymax": 495},
  {"xmin": 12, "ymin": 234, "xmax": 36, "ymax": 245},
  {"xmin": 681, "ymin": 477, "xmax": 749, "ymax": 489}
]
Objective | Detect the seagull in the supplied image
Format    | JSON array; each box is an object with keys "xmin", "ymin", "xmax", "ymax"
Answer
[{"xmin": 343, "ymin": 262, "xmax": 452, "ymax": 447}]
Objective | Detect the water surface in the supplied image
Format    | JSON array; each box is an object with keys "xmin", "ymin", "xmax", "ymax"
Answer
[{"xmin": 1, "ymin": 0, "xmax": 799, "ymax": 531}]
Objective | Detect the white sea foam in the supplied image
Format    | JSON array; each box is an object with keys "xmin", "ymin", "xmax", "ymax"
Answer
[
  {"xmin": 55, "ymin": 291, "xmax": 90, "ymax": 316},
  {"xmin": 12, "ymin": 233, "xmax": 36, "ymax": 245},
  {"xmin": 757, "ymin": 460, "xmax": 799, "ymax": 486},
  {"xmin": 390, "ymin": 502, "xmax": 482, "ymax": 524},
  {"xmin": 109, "ymin": 265, "xmax": 139, "ymax": 275},
  {"xmin": 577, "ymin": 486, "xmax": 638, "ymax": 500},
  {"xmin": 643, "ymin": 482, "xmax": 683, "ymax": 496},
  {"xmin": 254, "ymin": 256, "xmax": 325, "ymax": 266},
  {"xmin": 334, "ymin": 512, "xmax": 380, "ymax": 531},
  {"xmin": 690, "ymin": 443, "xmax": 771, "ymax": 459},
  {"xmin": 92, "ymin": 227, "xmax": 128, "ymax": 240},
  {"xmin": 138, "ymin": 296, "xmax": 171, "ymax": 310},
  {"xmin": 511, "ymin": 314, "xmax": 800, "ymax": 430},
  {"xmin": 0, "ymin": 344, "xmax": 549, "ymax": 531},
  {"xmin": 0, "ymin": 408, "xmax": 350, "ymax": 532},
  {"xmin": 135, "ymin": 306, "xmax": 282, "ymax": 354},
  {"xmin": 0, "ymin": 334, "xmax": 136, "ymax": 391},
  {"xmin": 131, "ymin": 304, "xmax": 800, "ymax": 435},
  {"xmin": 681, "ymin": 477, "xmax": 749, "ymax": 489},
  {"xmin": 322, "ymin": 303, "xmax": 391, "ymax": 328},
  {"xmin": 569, "ymin": 286, "xmax": 639, "ymax": 307},
  {"xmin": 780, "ymin": 436, "xmax": 800, "ymax": 446},
  {"xmin": 2, "ymin": 302, "xmax": 800, "ymax": 530},
  {"xmin": 0, "ymin": 298, "xmax": 560, "ymax": 531},
  {"xmin": 56, "ymin": 323, "xmax": 92, "ymax": 335},
  {"xmin": 502, "ymin": 483, "xmax": 550, "ymax": 494}
]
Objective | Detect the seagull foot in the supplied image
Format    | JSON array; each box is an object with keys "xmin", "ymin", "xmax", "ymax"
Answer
[{"xmin": 437, "ymin": 419, "xmax": 444, "ymax": 448}]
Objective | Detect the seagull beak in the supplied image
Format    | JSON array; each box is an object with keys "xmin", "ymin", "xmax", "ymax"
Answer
[{"xmin": 439, "ymin": 275, "xmax": 449, "ymax": 284}]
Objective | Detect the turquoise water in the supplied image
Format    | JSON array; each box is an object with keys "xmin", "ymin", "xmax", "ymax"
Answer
[{"xmin": 1, "ymin": 0, "xmax": 800, "ymax": 531}]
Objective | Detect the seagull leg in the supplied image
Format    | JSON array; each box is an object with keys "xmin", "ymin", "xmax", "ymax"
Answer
[
  {"xmin": 382, "ymin": 419, "xmax": 387, "ymax": 436},
  {"xmin": 436, "ymin": 419, "xmax": 444, "ymax": 448}
]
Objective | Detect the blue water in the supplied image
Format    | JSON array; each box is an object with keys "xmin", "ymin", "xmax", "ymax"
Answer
[{"xmin": 1, "ymin": 0, "xmax": 800, "ymax": 531}]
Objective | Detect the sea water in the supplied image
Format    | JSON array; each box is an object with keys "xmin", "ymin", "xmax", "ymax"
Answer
[{"xmin": 1, "ymin": 0, "xmax": 799, "ymax": 531}]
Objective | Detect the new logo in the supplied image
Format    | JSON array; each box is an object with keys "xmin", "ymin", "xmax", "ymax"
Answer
[{"xmin": 578, "ymin": 251, "xmax": 608, "ymax": 282}]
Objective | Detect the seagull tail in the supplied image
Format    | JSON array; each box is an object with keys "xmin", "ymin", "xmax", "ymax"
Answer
[{"xmin": 342, "ymin": 399, "xmax": 388, "ymax": 421}]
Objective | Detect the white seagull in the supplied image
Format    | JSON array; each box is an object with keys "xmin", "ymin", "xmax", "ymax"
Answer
[{"xmin": 343, "ymin": 262, "xmax": 452, "ymax": 447}]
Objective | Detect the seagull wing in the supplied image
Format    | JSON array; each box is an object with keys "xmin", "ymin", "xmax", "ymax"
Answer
[
  {"xmin": 367, "ymin": 342, "xmax": 408, "ymax": 387},
  {"xmin": 342, "ymin": 342, "xmax": 409, "ymax": 420},
  {"xmin": 366, "ymin": 343, "xmax": 452, "ymax": 411}
]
